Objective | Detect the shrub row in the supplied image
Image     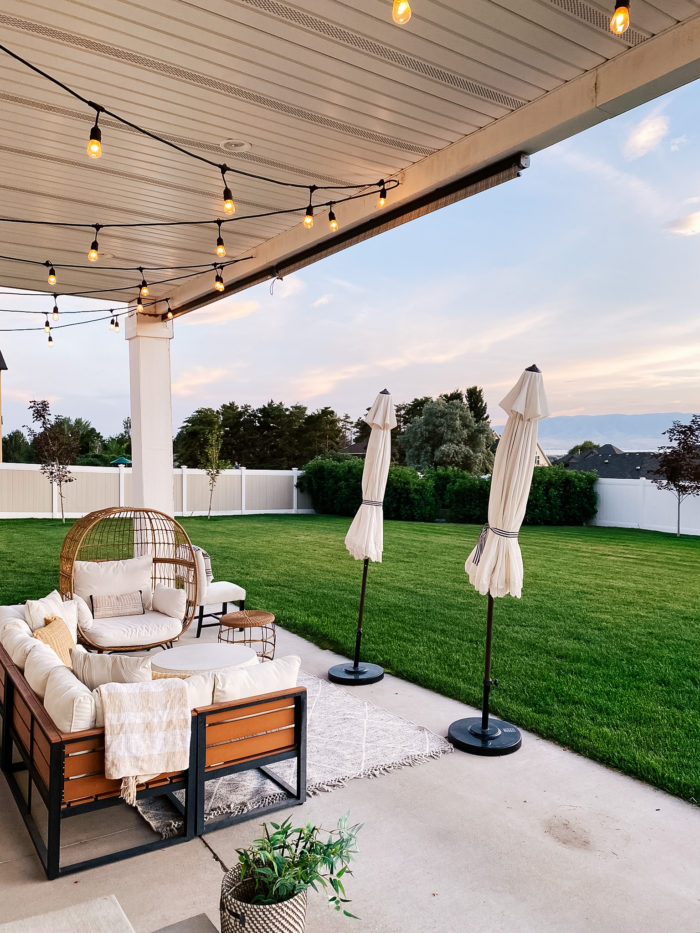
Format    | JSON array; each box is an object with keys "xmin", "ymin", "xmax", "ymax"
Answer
[{"xmin": 298, "ymin": 457, "xmax": 598, "ymax": 525}]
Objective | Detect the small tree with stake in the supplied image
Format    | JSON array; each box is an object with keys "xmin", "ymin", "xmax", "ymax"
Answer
[
  {"xmin": 651, "ymin": 415, "xmax": 700, "ymax": 537},
  {"xmin": 25, "ymin": 399, "xmax": 79, "ymax": 522},
  {"xmin": 200, "ymin": 423, "xmax": 230, "ymax": 518}
]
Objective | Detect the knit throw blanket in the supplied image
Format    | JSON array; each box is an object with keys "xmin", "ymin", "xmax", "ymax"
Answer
[{"xmin": 98, "ymin": 680, "xmax": 191, "ymax": 805}]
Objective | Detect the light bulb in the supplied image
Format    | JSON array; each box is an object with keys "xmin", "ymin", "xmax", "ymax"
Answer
[
  {"xmin": 214, "ymin": 271, "xmax": 225, "ymax": 292},
  {"xmin": 392, "ymin": 0, "xmax": 411, "ymax": 25},
  {"xmin": 47, "ymin": 266, "xmax": 56, "ymax": 285},
  {"xmin": 140, "ymin": 279, "xmax": 149, "ymax": 297},
  {"xmin": 88, "ymin": 239, "xmax": 99, "ymax": 261},
  {"xmin": 166, "ymin": 309, "xmax": 173, "ymax": 320},
  {"xmin": 52, "ymin": 307, "xmax": 59, "ymax": 321},
  {"xmin": 609, "ymin": 3, "xmax": 629, "ymax": 33},
  {"xmin": 223, "ymin": 186, "xmax": 235, "ymax": 214},
  {"xmin": 136, "ymin": 296, "xmax": 144, "ymax": 312},
  {"xmin": 377, "ymin": 185, "xmax": 387, "ymax": 208},
  {"xmin": 216, "ymin": 235, "xmax": 226, "ymax": 257},
  {"xmin": 304, "ymin": 204, "xmax": 314, "ymax": 229},
  {"xmin": 328, "ymin": 207, "xmax": 338, "ymax": 232},
  {"xmin": 87, "ymin": 124, "xmax": 102, "ymax": 159},
  {"xmin": 114, "ymin": 318, "xmax": 120, "ymax": 332},
  {"xmin": 44, "ymin": 317, "xmax": 50, "ymax": 333},
  {"xmin": 48, "ymin": 333, "xmax": 54, "ymax": 347},
  {"xmin": 109, "ymin": 317, "xmax": 115, "ymax": 331}
]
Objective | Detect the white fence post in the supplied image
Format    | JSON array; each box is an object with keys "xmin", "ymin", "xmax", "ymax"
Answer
[
  {"xmin": 118, "ymin": 463, "xmax": 125, "ymax": 506},
  {"xmin": 181, "ymin": 465, "xmax": 188, "ymax": 515},
  {"xmin": 292, "ymin": 467, "xmax": 299, "ymax": 513},
  {"xmin": 240, "ymin": 467, "xmax": 246, "ymax": 514},
  {"xmin": 51, "ymin": 479, "xmax": 58, "ymax": 519}
]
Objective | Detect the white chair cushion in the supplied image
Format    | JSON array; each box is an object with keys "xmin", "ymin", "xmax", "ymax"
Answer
[
  {"xmin": 44, "ymin": 665, "xmax": 96, "ymax": 733},
  {"xmin": 72, "ymin": 594, "xmax": 95, "ymax": 631},
  {"xmin": 213, "ymin": 655, "xmax": 301, "ymax": 704},
  {"xmin": 152, "ymin": 585, "xmax": 187, "ymax": 620},
  {"xmin": 85, "ymin": 611, "xmax": 183, "ymax": 648},
  {"xmin": 24, "ymin": 642, "xmax": 65, "ymax": 698},
  {"xmin": 24, "ymin": 591, "xmax": 79, "ymax": 642},
  {"xmin": 204, "ymin": 580, "xmax": 246, "ymax": 606},
  {"xmin": 71, "ymin": 651, "xmax": 152, "ymax": 691},
  {"xmin": 73, "ymin": 555, "xmax": 154, "ymax": 610}
]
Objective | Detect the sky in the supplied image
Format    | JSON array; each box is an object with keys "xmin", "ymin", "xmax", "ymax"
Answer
[{"xmin": 1, "ymin": 79, "xmax": 699, "ymax": 439}]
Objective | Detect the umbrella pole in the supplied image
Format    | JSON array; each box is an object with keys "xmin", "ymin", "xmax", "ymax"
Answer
[
  {"xmin": 352, "ymin": 558, "xmax": 369, "ymax": 669},
  {"xmin": 328, "ymin": 557, "xmax": 384, "ymax": 686},
  {"xmin": 480, "ymin": 594, "xmax": 494, "ymax": 732}
]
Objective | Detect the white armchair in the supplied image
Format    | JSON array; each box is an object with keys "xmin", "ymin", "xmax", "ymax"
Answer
[{"xmin": 193, "ymin": 547, "xmax": 246, "ymax": 638}]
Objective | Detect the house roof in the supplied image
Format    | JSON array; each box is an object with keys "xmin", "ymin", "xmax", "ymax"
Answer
[{"xmin": 560, "ymin": 445, "xmax": 660, "ymax": 479}]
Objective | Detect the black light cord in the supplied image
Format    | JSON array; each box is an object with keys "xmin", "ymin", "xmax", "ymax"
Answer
[
  {"xmin": 0, "ymin": 42, "xmax": 395, "ymax": 196},
  {"xmin": 0, "ymin": 308, "xmax": 132, "ymax": 332}
]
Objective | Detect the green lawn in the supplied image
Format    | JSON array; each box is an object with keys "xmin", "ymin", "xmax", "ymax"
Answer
[{"xmin": 1, "ymin": 516, "xmax": 698, "ymax": 802}]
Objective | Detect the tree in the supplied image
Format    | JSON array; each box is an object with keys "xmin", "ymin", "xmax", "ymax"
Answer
[
  {"xmin": 465, "ymin": 386, "xmax": 489, "ymax": 424},
  {"xmin": 200, "ymin": 424, "xmax": 230, "ymax": 518},
  {"xmin": 651, "ymin": 415, "xmax": 700, "ymax": 536},
  {"xmin": 399, "ymin": 398, "xmax": 494, "ymax": 475},
  {"xmin": 567, "ymin": 440, "xmax": 600, "ymax": 457},
  {"xmin": 25, "ymin": 400, "xmax": 79, "ymax": 522},
  {"xmin": 173, "ymin": 407, "xmax": 221, "ymax": 467},
  {"xmin": 2, "ymin": 428, "xmax": 35, "ymax": 463}
]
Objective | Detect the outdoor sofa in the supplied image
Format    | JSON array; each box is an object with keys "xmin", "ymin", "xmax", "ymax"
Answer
[{"xmin": 0, "ymin": 602, "xmax": 307, "ymax": 880}]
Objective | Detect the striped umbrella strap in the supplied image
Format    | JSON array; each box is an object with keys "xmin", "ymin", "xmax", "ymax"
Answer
[
  {"xmin": 472, "ymin": 523, "xmax": 518, "ymax": 565},
  {"xmin": 362, "ymin": 499, "xmax": 383, "ymax": 507}
]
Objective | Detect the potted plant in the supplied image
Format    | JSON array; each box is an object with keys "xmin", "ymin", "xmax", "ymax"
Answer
[{"xmin": 220, "ymin": 816, "xmax": 361, "ymax": 933}]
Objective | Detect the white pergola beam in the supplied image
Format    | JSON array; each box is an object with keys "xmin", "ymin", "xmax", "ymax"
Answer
[{"xmin": 170, "ymin": 13, "xmax": 700, "ymax": 315}]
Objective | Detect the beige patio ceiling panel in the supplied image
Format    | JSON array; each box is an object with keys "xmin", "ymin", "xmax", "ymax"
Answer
[{"xmin": 0, "ymin": 1, "xmax": 699, "ymax": 313}]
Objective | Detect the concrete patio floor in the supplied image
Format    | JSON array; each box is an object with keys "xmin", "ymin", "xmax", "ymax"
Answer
[{"xmin": 0, "ymin": 623, "xmax": 697, "ymax": 932}]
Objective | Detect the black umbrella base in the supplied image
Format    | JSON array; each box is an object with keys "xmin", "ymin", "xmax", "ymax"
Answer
[
  {"xmin": 328, "ymin": 662, "xmax": 384, "ymax": 685},
  {"xmin": 447, "ymin": 717, "xmax": 522, "ymax": 756}
]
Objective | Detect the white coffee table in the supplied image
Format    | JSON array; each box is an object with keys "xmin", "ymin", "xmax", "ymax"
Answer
[{"xmin": 152, "ymin": 643, "xmax": 258, "ymax": 678}]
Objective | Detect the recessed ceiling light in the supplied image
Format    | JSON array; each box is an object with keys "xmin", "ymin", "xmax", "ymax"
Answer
[{"xmin": 220, "ymin": 139, "xmax": 252, "ymax": 153}]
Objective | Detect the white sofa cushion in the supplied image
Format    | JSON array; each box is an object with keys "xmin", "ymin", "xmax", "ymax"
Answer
[
  {"xmin": 85, "ymin": 610, "xmax": 183, "ymax": 649},
  {"xmin": 204, "ymin": 580, "xmax": 246, "ymax": 607},
  {"xmin": 152, "ymin": 585, "xmax": 187, "ymax": 620},
  {"xmin": 24, "ymin": 642, "xmax": 65, "ymax": 698},
  {"xmin": 24, "ymin": 590, "xmax": 79, "ymax": 642},
  {"xmin": 71, "ymin": 651, "xmax": 153, "ymax": 691},
  {"xmin": 44, "ymin": 665, "xmax": 96, "ymax": 732},
  {"xmin": 184, "ymin": 672, "xmax": 215, "ymax": 709},
  {"xmin": 0, "ymin": 604, "xmax": 26, "ymax": 629},
  {"xmin": 2, "ymin": 627, "xmax": 39, "ymax": 669},
  {"xmin": 73, "ymin": 555, "xmax": 153, "ymax": 610},
  {"xmin": 0, "ymin": 613, "xmax": 31, "ymax": 643},
  {"xmin": 213, "ymin": 655, "xmax": 301, "ymax": 704}
]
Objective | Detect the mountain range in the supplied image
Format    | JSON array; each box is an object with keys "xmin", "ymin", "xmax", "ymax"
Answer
[{"xmin": 493, "ymin": 412, "xmax": 694, "ymax": 452}]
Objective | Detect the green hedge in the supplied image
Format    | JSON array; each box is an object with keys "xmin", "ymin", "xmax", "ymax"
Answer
[{"xmin": 298, "ymin": 458, "xmax": 597, "ymax": 525}]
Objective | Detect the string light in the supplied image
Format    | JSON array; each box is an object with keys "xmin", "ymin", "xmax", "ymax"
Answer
[
  {"xmin": 328, "ymin": 205, "xmax": 338, "ymax": 232},
  {"xmin": 609, "ymin": 1, "xmax": 630, "ymax": 33},
  {"xmin": 109, "ymin": 317, "xmax": 115, "ymax": 330},
  {"xmin": 47, "ymin": 332, "xmax": 54, "ymax": 347},
  {"xmin": 215, "ymin": 220, "xmax": 226, "ymax": 257},
  {"xmin": 46, "ymin": 262, "xmax": 56, "ymax": 285},
  {"xmin": 52, "ymin": 295, "xmax": 59, "ymax": 321},
  {"xmin": 88, "ymin": 224, "xmax": 100, "ymax": 261},
  {"xmin": 378, "ymin": 181, "xmax": 387, "ymax": 208},
  {"xmin": 139, "ymin": 268, "xmax": 149, "ymax": 296},
  {"xmin": 86, "ymin": 109, "xmax": 102, "ymax": 158},
  {"xmin": 43, "ymin": 316, "xmax": 50, "ymax": 333},
  {"xmin": 214, "ymin": 267, "xmax": 225, "ymax": 292},
  {"xmin": 136, "ymin": 294, "xmax": 144, "ymax": 312},
  {"xmin": 165, "ymin": 299, "xmax": 173, "ymax": 320},
  {"xmin": 392, "ymin": 0, "xmax": 412, "ymax": 25},
  {"xmin": 221, "ymin": 167, "xmax": 235, "ymax": 214},
  {"xmin": 114, "ymin": 317, "xmax": 120, "ymax": 332}
]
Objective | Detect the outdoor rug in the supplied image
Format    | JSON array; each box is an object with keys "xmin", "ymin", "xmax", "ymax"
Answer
[{"xmin": 137, "ymin": 670, "xmax": 452, "ymax": 838}]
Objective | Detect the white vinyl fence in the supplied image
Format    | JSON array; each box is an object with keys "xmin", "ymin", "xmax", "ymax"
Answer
[
  {"xmin": 591, "ymin": 477, "xmax": 700, "ymax": 536},
  {"xmin": 0, "ymin": 463, "xmax": 314, "ymax": 519}
]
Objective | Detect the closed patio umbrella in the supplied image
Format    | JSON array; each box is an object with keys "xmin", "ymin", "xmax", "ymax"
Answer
[
  {"xmin": 448, "ymin": 365, "xmax": 549, "ymax": 755},
  {"xmin": 328, "ymin": 389, "xmax": 396, "ymax": 686}
]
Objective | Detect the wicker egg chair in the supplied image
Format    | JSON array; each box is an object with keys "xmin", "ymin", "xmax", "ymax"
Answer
[{"xmin": 59, "ymin": 507, "xmax": 198, "ymax": 652}]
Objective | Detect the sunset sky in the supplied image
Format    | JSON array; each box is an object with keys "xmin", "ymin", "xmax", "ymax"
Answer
[{"xmin": 1, "ymin": 80, "xmax": 699, "ymax": 437}]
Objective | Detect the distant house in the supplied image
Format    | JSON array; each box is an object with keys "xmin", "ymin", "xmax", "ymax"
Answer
[{"xmin": 556, "ymin": 443, "xmax": 659, "ymax": 479}]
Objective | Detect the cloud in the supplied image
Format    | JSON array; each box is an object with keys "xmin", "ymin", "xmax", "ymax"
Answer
[
  {"xmin": 181, "ymin": 299, "xmax": 260, "ymax": 326},
  {"xmin": 670, "ymin": 135, "xmax": 687, "ymax": 152},
  {"xmin": 623, "ymin": 114, "xmax": 669, "ymax": 159},
  {"xmin": 276, "ymin": 275, "xmax": 305, "ymax": 299},
  {"xmin": 666, "ymin": 211, "xmax": 700, "ymax": 237},
  {"xmin": 312, "ymin": 294, "xmax": 333, "ymax": 307},
  {"xmin": 172, "ymin": 366, "xmax": 228, "ymax": 397}
]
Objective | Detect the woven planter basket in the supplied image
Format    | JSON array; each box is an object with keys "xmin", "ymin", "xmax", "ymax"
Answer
[{"xmin": 220, "ymin": 865, "xmax": 308, "ymax": 933}]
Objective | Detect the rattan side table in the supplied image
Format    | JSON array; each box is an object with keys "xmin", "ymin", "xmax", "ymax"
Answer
[{"xmin": 218, "ymin": 609, "xmax": 276, "ymax": 660}]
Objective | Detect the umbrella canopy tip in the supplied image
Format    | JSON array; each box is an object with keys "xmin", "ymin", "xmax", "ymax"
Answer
[
  {"xmin": 525, "ymin": 363, "xmax": 541, "ymax": 372},
  {"xmin": 380, "ymin": 388, "xmax": 390, "ymax": 394}
]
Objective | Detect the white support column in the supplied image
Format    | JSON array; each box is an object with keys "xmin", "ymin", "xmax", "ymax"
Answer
[
  {"xmin": 125, "ymin": 312, "xmax": 175, "ymax": 516},
  {"xmin": 292, "ymin": 468, "xmax": 299, "ymax": 513},
  {"xmin": 181, "ymin": 465, "xmax": 188, "ymax": 515},
  {"xmin": 240, "ymin": 467, "xmax": 246, "ymax": 514}
]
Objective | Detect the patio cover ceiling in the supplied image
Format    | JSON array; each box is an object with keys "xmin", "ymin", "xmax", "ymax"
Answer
[{"xmin": 1, "ymin": 0, "xmax": 700, "ymax": 320}]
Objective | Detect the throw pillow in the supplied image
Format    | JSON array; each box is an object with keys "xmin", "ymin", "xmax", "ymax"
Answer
[
  {"xmin": 71, "ymin": 651, "xmax": 152, "ymax": 691},
  {"xmin": 193, "ymin": 546, "xmax": 214, "ymax": 583},
  {"xmin": 24, "ymin": 591, "xmax": 79, "ymax": 642},
  {"xmin": 90, "ymin": 590, "xmax": 144, "ymax": 620},
  {"xmin": 213, "ymin": 655, "xmax": 300, "ymax": 704},
  {"xmin": 33, "ymin": 616, "xmax": 75, "ymax": 667},
  {"xmin": 152, "ymin": 585, "xmax": 187, "ymax": 620},
  {"xmin": 72, "ymin": 594, "xmax": 95, "ymax": 631}
]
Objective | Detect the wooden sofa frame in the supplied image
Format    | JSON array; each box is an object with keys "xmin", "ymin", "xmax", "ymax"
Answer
[{"xmin": 0, "ymin": 644, "xmax": 307, "ymax": 879}]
